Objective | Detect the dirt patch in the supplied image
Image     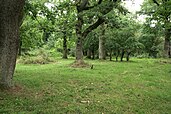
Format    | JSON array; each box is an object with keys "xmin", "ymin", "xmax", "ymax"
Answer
[
  {"xmin": 159, "ymin": 60, "xmax": 171, "ymax": 64},
  {"xmin": 9, "ymin": 84, "xmax": 23, "ymax": 93},
  {"xmin": 70, "ymin": 60, "xmax": 91, "ymax": 68},
  {"xmin": 0, "ymin": 84, "xmax": 24, "ymax": 93}
]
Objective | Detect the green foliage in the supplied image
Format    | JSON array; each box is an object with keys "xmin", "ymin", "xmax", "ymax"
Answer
[
  {"xmin": 138, "ymin": 0, "xmax": 171, "ymax": 58},
  {"xmin": 20, "ymin": 0, "xmax": 169, "ymax": 60},
  {"xmin": 84, "ymin": 31, "xmax": 99, "ymax": 51},
  {"xmin": 20, "ymin": 16, "xmax": 43, "ymax": 50},
  {"xmin": 21, "ymin": 0, "xmax": 77, "ymax": 58},
  {"xmin": 105, "ymin": 14, "xmax": 143, "ymax": 55},
  {"xmin": 139, "ymin": 21, "xmax": 163, "ymax": 57},
  {"xmin": 139, "ymin": 33, "xmax": 162, "ymax": 57}
]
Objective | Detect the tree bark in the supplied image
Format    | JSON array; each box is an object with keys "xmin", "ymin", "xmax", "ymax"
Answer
[
  {"xmin": 163, "ymin": 28, "xmax": 171, "ymax": 58},
  {"xmin": 109, "ymin": 49, "xmax": 112, "ymax": 61},
  {"xmin": 120, "ymin": 49, "xmax": 125, "ymax": 62},
  {"xmin": 43, "ymin": 30, "xmax": 50, "ymax": 43},
  {"xmin": 62, "ymin": 32, "xmax": 68, "ymax": 59},
  {"xmin": 116, "ymin": 50, "xmax": 120, "ymax": 61},
  {"xmin": 75, "ymin": 15, "xmax": 84, "ymax": 61},
  {"xmin": 99, "ymin": 23, "xmax": 106, "ymax": 60},
  {"xmin": 126, "ymin": 51, "xmax": 131, "ymax": 61},
  {"xmin": 87, "ymin": 49, "xmax": 91, "ymax": 59},
  {"xmin": 92, "ymin": 49, "xmax": 95, "ymax": 60},
  {"xmin": 18, "ymin": 40, "xmax": 22, "ymax": 56},
  {"xmin": 0, "ymin": 0, "xmax": 25, "ymax": 88},
  {"xmin": 169, "ymin": 41, "xmax": 171, "ymax": 58}
]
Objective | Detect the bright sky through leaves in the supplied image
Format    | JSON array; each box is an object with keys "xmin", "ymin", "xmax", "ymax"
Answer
[
  {"xmin": 123, "ymin": 0, "xmax": 144, "ymax": 14},
  {"xmin": 123, "ymin": 0, "xmax": 145, "ymax": 23}
]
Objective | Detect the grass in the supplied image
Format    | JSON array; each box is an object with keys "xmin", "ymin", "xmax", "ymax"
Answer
[{"xmin": 0, "ymin": 58, "xmax": 171, "ymax": 114}]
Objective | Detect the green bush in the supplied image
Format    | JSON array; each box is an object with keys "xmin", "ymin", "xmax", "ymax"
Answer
[{"xmin": 48, "ymin": 48, "xmax": 63, "ymax": 58}]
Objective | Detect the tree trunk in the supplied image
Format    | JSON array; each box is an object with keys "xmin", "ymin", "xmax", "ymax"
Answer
[
  {"xmin": 169, "ymin": 41, "xmax": 171, "ymax": 58},
  {"xmin": 62, "ymin": 33, "xmax": 68, "ymax": 59},
  {"xmin": 92, "ymin": 46, "xmax": 96, "ymax": 60},
  {"xmin": 87, "ymin": 49, "xmax": 91, "ymax": 59},
  {"xmin": 99, "ymin": 23, "xmax": 106, "ymax": 60},
  {"xmin": 75, "ymin": 9, "xmax": 85, "ymax": 62},
  {"xmin": 18, "ymin": 40, "xmax": 22, "ymax": 56},
  {"xmin": 109, "ymin": 49, "xmax": 112, "ymax": 61},
  {"xmin": 163, "ymin": 28, "xmax": 171, "ymax": 58},
  {"xmin": 126, "ymin": 51, "xmax": 131, "ymax": 61},
  {"xmin": 116, "ymin": 50, "xmax": 120, "ymax": 62},
  {"xmin": 76, "ymin": 37, "xmax": 83, "ymax": 61},
  {"xmin": 0, "ymin": 0, "xmax": 25, "ymax": 89},
  {"xmin": 120, "ymin": 49, "xmax": 125, "ymax": 62},
  {"xmin": 43, "ymin": 30, "xmax": 50, "ymax": 43}
]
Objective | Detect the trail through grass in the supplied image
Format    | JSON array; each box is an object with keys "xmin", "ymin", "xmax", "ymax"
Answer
[{"xmin": 0, "ymin": 58, "xmax": 171, "ymax": 113}]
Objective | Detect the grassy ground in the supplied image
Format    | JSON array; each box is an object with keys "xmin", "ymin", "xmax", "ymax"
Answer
[{"xmin": 0, "ymin": 58, "xmax": 171, "ymax": 114}]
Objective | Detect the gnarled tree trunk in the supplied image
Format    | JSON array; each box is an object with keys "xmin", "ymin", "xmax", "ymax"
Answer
[
  {"xmin": 75, "ymin": 15, "xmax": 84, "ymax": 61},
  {"xmin": 0, "ymin": 0, "xmax": 25, "ymax": 89}
]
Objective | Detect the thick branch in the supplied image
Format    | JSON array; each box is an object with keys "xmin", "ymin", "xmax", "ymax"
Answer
[
  {"xmin": 82, "ymin": 6, "xmax": 95, "ymax": 11},
  {"xmin": 98, "ymin": 0, "xmax": 103, "ymax": 4},
  {"xmin": 78, "ymin": 0, "xmax": 105, "ymax": 12},
  {"xmin": 152, "ymin": 0, "xmax": 160, "ymax": 6},
  {"xmin": 82, "ymin": 18, "xmax": 105, "ymax": 38},
  {"xmin": 77, "ymin": 0, "xmax": 88, "ymax": 12},
  {"xmin": 82, "ymin": 1, "xmax": 114, "ymax": 38},
  {"xmin": 80, "ymin": 0, "xmax": 88, "ymax": 8}
]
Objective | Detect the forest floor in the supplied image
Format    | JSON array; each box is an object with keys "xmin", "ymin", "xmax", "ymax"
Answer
[{"xmin": 0, "ymin": 58, "xmax": 171, "ymax": 113}]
